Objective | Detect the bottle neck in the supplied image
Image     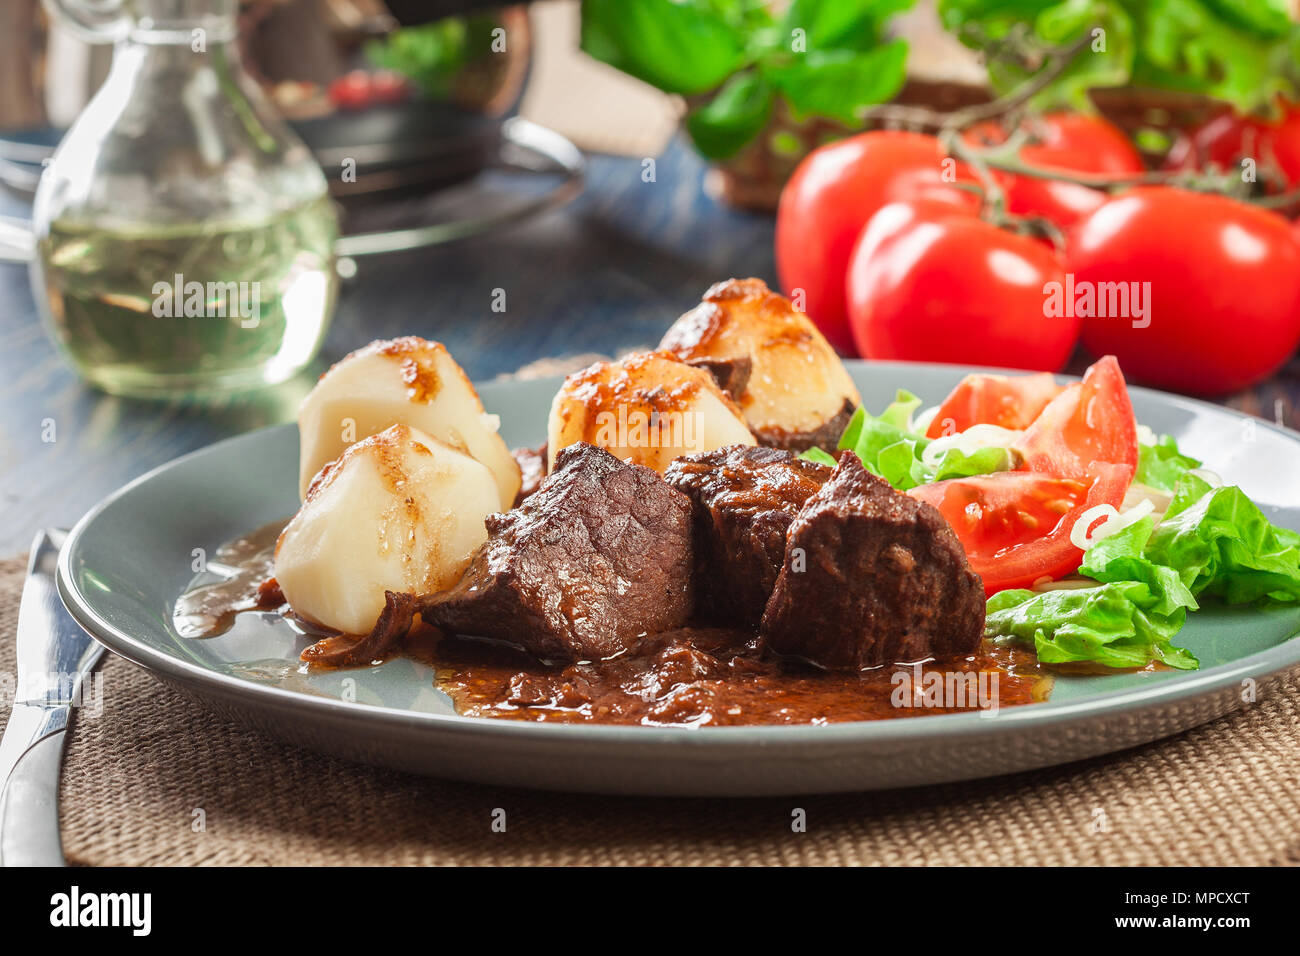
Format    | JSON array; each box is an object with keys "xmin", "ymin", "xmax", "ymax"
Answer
[
  {"xmin": 126, "ymin": 0, "xmax": 238, "ymax": 45},
  {"xmin": 104, "ymin": 7, "xmax": 252, "ymax": 122}
]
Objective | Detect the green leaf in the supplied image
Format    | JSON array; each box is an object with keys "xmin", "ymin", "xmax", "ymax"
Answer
[
  {"xmin": 778, "ymin": 0, "xmax": 917, "ymax": 52},
  {"xmin": 1054, "ymin": 471, "xmax": 1300, "ymax": 668},
  {"xmin": 835, "ymin": 390, "xmax": 926, "ymax": 485},
  {"xmin": 938, "ymin": 0, "xmax": 1300, "ymax": 114},
  {"xmin": 686, "ymin": 70, "xmax": 775, "ymax": 159},
  {"xmin": 580, "ymin": 0, "xmax": 747, "ymax": 96},
  {"xmin": 939, "ymin": 0, "xmax": 1058, "ymax": 34},
  {"xmin": 1134, "ymin": 434, "xmax": 1201, "ymax": 494},
  {"xmin": 1145, "ymin": 481, "xmax": 1300, "ymax": 604},
  {"xmin": 1131, "ymin": 0, "xmax": 1292, "ymax": 111},
  {"xmin": 761, "ymin": 40, "xmax": 909, "ymax": 125},
  {"xmin": 931, "ymin": 445, "xmax": 1017, "ymax": 482},
  {"xmin": 799, "ymin": 447, "xmax": 839, "ymax": 467},
  {"xmin": 985, "ymin": 582, "xmax": 1198, "ymax": 670},
  {"xmin": 1201, "ymin": 0, "xmax": 1294, "ymax": 40},
  {"xmin": 695, "ymin": 0, "xmax": 778, "ymax": 33},
  {"xmin": 1033, "ymin": 1, "xmax": 1135, "ymax": 110},
  {"xmin": 365, "ymin": 16, "xmax": 497, "ymax": 99},
  {"xmin": 1078, "ymin": 515, "xmax": 1200, "ymax": 616},
  {"xmin": 829, "ymin": 389, "xmax": 1014, "ymax": 490},
  {"xmin": 582, "ymin": 0, "xmax": 918, "ymax": 142}
]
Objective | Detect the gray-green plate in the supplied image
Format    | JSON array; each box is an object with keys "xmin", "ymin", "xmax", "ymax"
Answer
[{"xmin": 56, "ymin": 362, "xmax": 1300, "ymax": 796}]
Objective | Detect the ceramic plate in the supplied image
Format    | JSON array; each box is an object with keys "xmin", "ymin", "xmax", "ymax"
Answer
[{"xmin": 56, "ymin": 362, "xmax": 1300, "ymax": 796}]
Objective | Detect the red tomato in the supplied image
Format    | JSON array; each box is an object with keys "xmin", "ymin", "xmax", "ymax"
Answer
[
  {"xmin": 925, "ymin": 371, "xmax": 1063, "ymax": 438},
  {"xmin": 1165, "ymin": 101, "xmax": 1300, "ymax": 190},
  {"xmin": 775, "ymin": 131, "xmax": 980, "ymax": 353},
  {"xmin": 965, "ymin": 113, "xmax": 1145, "ymax": 231},
  {"xmin": 908, "ymin": 464, "xmax": 1131, "ymax": 594},
  {"xmin": 329, "ymin": 70, "xmax": 372, "ymax": 110},
  {"xmin": 1014, "ymin": 355, "xmax": 1138, "ymax": 482},
  {"xmin": 1166, "ymin": 112, "xmax": 1268, "ymax": 174},
  {"xmin": 845, "ymin": 200, "xmax": 1077, "ymax": 371},
  {"xmin": 1069, "ymin": 187, "xmax": 1300, "ymax": 395},
  {"xmin": 1274, "ymin": 107, "xmax": 1300, "ymax": 187},
  {"xmin": 369, "ymin": 71, "xmax": 410, "ymax": 105}
]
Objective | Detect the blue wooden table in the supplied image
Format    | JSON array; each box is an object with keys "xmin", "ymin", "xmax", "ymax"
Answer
[{"xmin": 1, "ymin": 136, "xmax": 1296, "ymax": 556}]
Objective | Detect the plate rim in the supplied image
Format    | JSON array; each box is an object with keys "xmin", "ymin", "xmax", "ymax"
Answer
[{"xmin": 55, "ymin": 359, "xmax": 1300, "ymax": 748}]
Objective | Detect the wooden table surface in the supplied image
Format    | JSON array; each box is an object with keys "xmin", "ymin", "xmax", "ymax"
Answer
[{"xmin": 1, "ymin": 136, "xmax": 1298, "ymax": 556}]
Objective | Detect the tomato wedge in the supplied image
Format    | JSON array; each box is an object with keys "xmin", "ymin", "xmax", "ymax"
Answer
[
  {"xmin": 908, "ymin": 464, "xmax": 1131, "ymax": 594},
  {"xmin": 1013, "ymin": 355, "xmax": 1138, "ymax": 482},
  {"xmin": 912, "ymin": 356, "xmax": 1139, "ymax": 593},
  {"xmin": 925, "ymin": 371, "xmax": 1064, "ymax": 438}
]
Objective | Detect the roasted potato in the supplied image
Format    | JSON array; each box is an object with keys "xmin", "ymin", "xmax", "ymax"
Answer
[
  {"xmin": 547, "ymin": 351, "xmax": 755, "ymax": 473},
  {"xmin": 660, "ymin": 278, "xmax": 861, "ymax": 451},
  {"xmin": 296, "ymin": 337, "xmax": 520, "ymax": 509}
]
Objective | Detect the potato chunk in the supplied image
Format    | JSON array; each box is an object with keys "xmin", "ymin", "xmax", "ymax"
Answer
[
  {"xmin": 275, "ymin": 424, "xmax": 499, "ymax": 635},
  {"xmin": 660, "ymin": 278, "xmax": 861, "ymax": 451},
  {"xmin": 297, "ymin": 337, "xmax": 520, "ymax": 508},
  {"xmin": 547, "ymin": 351, "xmax": 755, "ymax": 473}
]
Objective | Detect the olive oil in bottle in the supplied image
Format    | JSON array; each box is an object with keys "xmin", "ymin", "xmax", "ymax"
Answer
[
  {"xmin": 36, "ymin": 196, "xmax": 338, "ymax": 397},
  {"xmin": 32, "ymin": 0, "xmax": 340, "ymax": 398}
]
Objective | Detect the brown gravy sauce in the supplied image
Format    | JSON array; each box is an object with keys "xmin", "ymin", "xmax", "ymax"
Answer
[
  {"xmin": 175, "ymin": 523, "xmax": 1053, "ymax": 726},
  {"xmin": 434, "ymin": 630, "xmax": 1049, "ymax": 726},
  {"xmin": 173, "ymin": 519, "xmax": 290, "ymax": 638}
]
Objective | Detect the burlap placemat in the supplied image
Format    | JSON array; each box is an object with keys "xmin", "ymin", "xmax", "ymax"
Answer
[{"xmin": 2, "ymin": 554, "xmax": 1298, "ymax": 866}]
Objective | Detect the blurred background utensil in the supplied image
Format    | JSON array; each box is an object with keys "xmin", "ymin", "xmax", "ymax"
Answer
[
  {"xmin": 0, "ymin": 1, "xmax": 583, "ymax": 256},
  {"xmin": 4, "ymin": 0, "xmax": 587, "ymax": 398}
]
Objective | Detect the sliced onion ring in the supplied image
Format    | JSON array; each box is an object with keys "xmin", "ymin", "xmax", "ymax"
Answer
[{"xmin": 1070, "ymin": 498, "xmax": 1157, "ymax": 550}]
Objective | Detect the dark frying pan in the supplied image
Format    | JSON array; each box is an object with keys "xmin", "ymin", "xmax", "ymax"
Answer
[{"xmin": 0, "ymin": 105, "xmax": 501, "ymax": 204}]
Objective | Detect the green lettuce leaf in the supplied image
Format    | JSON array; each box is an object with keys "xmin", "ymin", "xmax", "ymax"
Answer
[
  {"xmin": 827, "ymin": 391, "xmax": 926, "ymax": 487},
  {"xmin": 1134, "ymin": 434, "xmax": 1201, "ymax": 494},
  {"xmin": 1146, "ymin": 480, "xmax": 1300, "ymax": 604},
  {"xmin": 997, "ymin": 467, "xmax": 1300, "ymax": 671},
  {"xmin": 804, "ymin": 390, "xmax": 1013, "ymax": 490},
  {"xmin": 928, "ymin": 445, "xmax": 1016, "ymax": 484},
  {"xmin": 1079, "ymin": 515, "xmax": 1199, "ymax": 616},
  {"xmin": 985, "ymin": 582, "xmax": 1198, "ymax": 670},
  {"xmin": 800, "ymin": 447, "xmax": 837, "ymax": 467}
]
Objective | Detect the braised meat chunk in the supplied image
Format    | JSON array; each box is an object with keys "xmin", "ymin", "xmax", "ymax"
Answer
[
  {"xmin": 419, "ymin": 442, "xmax": 694, "ymax": 663},
  {"xmin": 761, "ymin": 453, "xmax": 985, "ymax": 670},
  {"xmin": 665, "ymin": 444, "xmax": 831, "ymax": 628},
  {"xmin": 510, "ymin": 443, "xmax": 547, "ymax": 506}
]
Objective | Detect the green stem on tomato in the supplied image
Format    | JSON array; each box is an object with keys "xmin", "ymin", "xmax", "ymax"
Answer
[
  {"xmin": 938, "ymin": 126, "xmax": 1006, "ymax": 218},
  {"xmin": 960, "ymin": 140, "xmax": 1300, "ymax": 209},
  {"xmin": 864, "ymin": 21, "xmax": 1300, "ymax": 216},
  {"xmin": 856, "ymin": 30, "xmax": 1095, "ymax": 132}
]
